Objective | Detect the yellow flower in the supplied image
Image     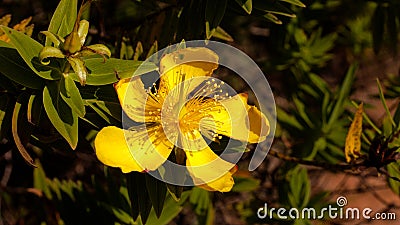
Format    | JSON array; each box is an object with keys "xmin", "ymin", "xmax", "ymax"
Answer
[{"xmin": 94, "ymin": 47, "xmax": 270, "ymax": 192}]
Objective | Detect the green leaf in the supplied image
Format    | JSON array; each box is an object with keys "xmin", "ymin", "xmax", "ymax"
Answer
[
  {"xmin": 288, "ymin": 166, "xmax": 310, "ymax": 208},
  {"xmin": 69, "ymin": 58, "xmax": 157, "ymax": 85},
  {"xmin": 12, "ymin": 93, "xmax": 36, "ymax": 167},
  {"xmin": 81, "ymin": 44, "xmax": 112, "ymax": 58},
  {"xmin": 377, "ymin": 79, "xmax": 396, "ymax": 128},
  {"xmin": 33, "ymin": 159, "xmax": 52, "ymax": 199},
  {"xmin": 263, "ymin": 13, "xmax": 282, "ymax": 24},
  {"xmin": 145, "ymin": 173, "xmax": 167, "ymax": 218},
  {"xmin": 43, "ymin": 81, "xmax": 78, "ymax": 149},
  {"xmin": 68, "ymin": 57, "xmax": 88, "ymax": 85},
  {"xmin": 0, "ymin": 26, "xmax": 62, "ymax": 80},
  {"xmin": 235, "ymin": 0, "xmax": 252, "ymax": 14},
  {"xmin": 27, "ymin": 94, "xmax": 42, "ymax": 126},
  {"xmin": 326, "ymin": 64, "xmax": 357, "ymax": 130},
  {"xmin": 46, "ymin": 0, "xmax": 78, "ymax": 46},
  {"xmin": 0, "ymin": 42, "xmax": 45, "ymax": 89},
  {"xmin": 146, "ymin": 40, "xmax": 158, "ymax": 59},
  {"xmin": 77, "ymin": 20, "xmax": 89, "ymax": 46},
  {"xmin": 387, "ymin": 162, "xmax": 400, "ymax": 195},
  {"xmin": 40, "ymin": 31, "xmax": 64, "ymax": 48},
  {"xmin": 212, "ymin": 26, "xmax": 234, "ymax": 42},
  {"xmin": 144, "ymin": 193, "xmax": 184, "ymax": 225},
  {"xmin": 189, "ymin": 187, "xmax": 211, "ymax": 216},
  {"xmin": 126, "ymin": 172, "xmax": 152, "ymax": 224},
  {"xmin": 133, "ymin": 42, "xmax": 143, "ymax": 61},
  {"xmin": 205, "ymin": 0, "xmax": 227, "ymax": 39},
  {"xmin": 254, "ymin": 0, "xmax": 296, "ymax": 18},
  {"xmin": 166, "ymin": 184, "xmax": 184, "ymax": 202},
  {"xmin": 60, "ymin": 76, "xmax": 85, "ymax": 117},
  {"xmin": 39, "ymin": 46, "xmax": 65, "ymax": 65},
  {"xmin": 232, "ymin": 176, "xmax": 260, "ymax": 192},
  {"xmin": 279, "ymin": 0, "xmax": 305, "ymax": 7}
]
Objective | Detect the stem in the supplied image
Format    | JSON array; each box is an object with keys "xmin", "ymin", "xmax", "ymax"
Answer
[{"xmin": 268, "ymin": 149, "xmax": 365, "ymax": 171}]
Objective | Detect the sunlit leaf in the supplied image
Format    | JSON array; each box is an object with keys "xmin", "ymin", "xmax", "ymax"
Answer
[
  {"xmin": 69, "ymin": 58, "xmax": 157, "ymax": 85},
  {"xmin": 0, "ymin": 26, "xmax": 62, "ymax": 80},
  {"xmin": 235, "ymin": 0, "xmax": 252, "ymax": 14},
  {"xmin": 279, "ymin": 0, "xmax": 305, "ymax": 7},
  {"xmin": 46, "ymin": 0, "xmax": 78, "ymax": 46},
  {"xmin": 212, "ymin": 26, "xmax": 234, "ymax": 42},
  {"xmin": 60, "ymin": 76, "xmax": 85, "ymax": 117}
]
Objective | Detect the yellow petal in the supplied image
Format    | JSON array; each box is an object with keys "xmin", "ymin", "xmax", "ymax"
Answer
[
  {"xmin": 185, "ymin": 145, "xmax": 236, "ymax": 192},
  {"xmin": 345, "ymin": 103, "xmax": 363, "ymax": 163},
  {"xmin": 95, "ymin": 125, "xmax": 174, "ymax": 172},
  {"xmin": 115, "ymin": 77, "xmax": 162, "ymax": 123},
  {"xmin": 124, "ymin": 123, "xmax": 174, "ymax": 171},
  {"xmin": 94, "ymin": 126, "xmax": 143, "ymax": 173},
  {"xmin": 198, "ymin": 166, "xmax": 238, "ymax": 192},
  {"xmin": 158, "ymin": 47, "xmax": 219, "ymax": 100},
  {"xmin": 200, "ymin": 93, "xmax": 270, "ymax": 143}
]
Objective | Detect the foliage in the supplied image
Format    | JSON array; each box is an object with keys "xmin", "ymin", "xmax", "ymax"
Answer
[{"xmin": 1, "ymin": 0, "xmax": 400, "ymax": 224}]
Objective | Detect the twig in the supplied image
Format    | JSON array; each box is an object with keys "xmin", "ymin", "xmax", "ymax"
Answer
[{"xmin": 268, "ymin": 149, "xmax": 365, "ymax": 171}]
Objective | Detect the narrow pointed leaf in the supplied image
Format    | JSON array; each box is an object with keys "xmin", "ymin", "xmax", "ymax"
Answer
[
  {"xmin": 60, "ymin": 76, "xmax": 85, "ymax": 117},
  {"xmin": 12, "ymin": 93, "xmax": 36, "ymax": 167},
  {"xmin": 81, "ymin": 44, "xmax": 111, "ymax": 57},
  {"xmin": 235, "ymin": 0, "xmax": 252, "ymax": 14},
  {"xmin": 263, "ymin": 13, "xmax": 282, "ymax": 24},
  {"xmin": 27, "ymin": 94, "xmax": 42, "ymax": 126},
  {"xmin": 279, "ymin": 0, "xmax": 305, "ymax": 7},
  {"xmin": 146, "ymin": 40, "xmax": 158, "ymax": 59},
  {"xmin": 212, "ymin": 26, "xmax": 233, "ymax": 42},
  {"xmin": 68, "ymin": 57, "xmax": 88, "ymax": 85},
  {"xmin": 133, "ymin": 42, "xmax": 143, "ymax": 61},
  {"xmin": 145, "ymin": 173, "xmax": 167, "ymax": 218},
  {"xmin": 77, "ymin": 20, "xmax": 89, "ymax": 46},
  {"xmin": 126, "ymin": 172, "xmax": 152, "ymax": 224},
  {"xmin": 43, "ymin": 81, "xmax": 78, "ymax": 149},
  {"xmin": 40, "ymin": 31, "xmax": 64, "ymax": 48},
  {"xmin": 46, "ymin": 0, "xmax": 77, "ymax": 46}
]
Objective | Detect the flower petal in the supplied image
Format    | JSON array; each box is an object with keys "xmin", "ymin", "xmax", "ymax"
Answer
[
  {"xmin": 158, "ymin": 47, "xmax": 219, "ymax": 100},
  {"xmin": 95, "ymin": 124, "xmax": 174, "ymax": 173},
  {"xmin": 198, "ymin": 166, "xmax": 238, "ymax": 192},
  {"xmin": 124, "ymin": 123, "xmax": 174, "ymax": 171},
  {"xmin": 185, "ymin": 145, "xmax": 236, "ymax": 192},
  {"xmin": 203, "ymin": 93, "xmax": 270, "ymax": 143},
  {"xmin": 115, "ymin": 77, "xmax": 162, "ymax": 123},
  {"xmin": 94, "ymin": 126, "xmax": 143, "ymax": 173}
]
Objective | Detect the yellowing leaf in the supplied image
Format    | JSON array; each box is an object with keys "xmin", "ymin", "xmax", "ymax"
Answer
[
  {"xmin": 345, "ymin": 103, "xmax": 363, "ymax": 163},
  {"xmin": 0, "ymin": 15, "xmax": 34, "ymax": 42}
]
